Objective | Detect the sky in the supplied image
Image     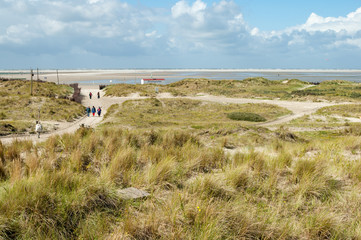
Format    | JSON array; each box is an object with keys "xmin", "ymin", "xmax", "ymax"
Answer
[{"xmin": 1, "ymin": 0, "xmax": 361, "ymax": 69}]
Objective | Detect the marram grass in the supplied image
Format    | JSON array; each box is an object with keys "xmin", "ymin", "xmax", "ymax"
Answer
[{"xmin": 0, "ymin": 126, "xmax": 361, "ymax": 239}]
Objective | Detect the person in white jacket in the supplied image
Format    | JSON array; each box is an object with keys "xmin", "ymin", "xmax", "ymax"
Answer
[{"xmin": 35, "ymin": 121, "xmax": 42, "ymax": 138}]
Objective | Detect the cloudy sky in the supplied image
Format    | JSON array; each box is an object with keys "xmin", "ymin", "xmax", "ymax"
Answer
[{"xmin": 1, "ymin": 0, "xmax": 361, "ymax": 69}]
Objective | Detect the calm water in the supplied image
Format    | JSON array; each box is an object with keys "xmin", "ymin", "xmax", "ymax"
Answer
[
  {"xmin": 163, "ymin": 71, "xmax": 361, "ymax": 83},
  {"xmin": 73, "ymin": 70, "xmax": 361, "ymax": 85}
]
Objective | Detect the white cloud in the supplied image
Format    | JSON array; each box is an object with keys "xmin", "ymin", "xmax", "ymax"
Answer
[
  {"xmin": 169, "ymin": 0, "xmax": 251, "ymax": 53},
  {"xmin": 37, "ymin": 16, "xmax": 66, "ymax": 35},
  {"xmin": 0, "ymin": 0, "xmax": 160, "ymax": 56},
  {"xmin": 145, "ymin": 31, "xmax": 158, "ymax": 38},
  {"xmin": 289, "ymin": 7, "xmax": 361, "ymax": 34},
  {"xmin": 335, "ymin": 38, "xmax": 361, "ymax": 48},
  {"xmin": 171, "ymin": 0, "xmax": 207, "ymax": 27},
  {"xmin": 88, "ymin": 0, "xmax": 102, "ymax": 4},
  {"xmin": 242, "ymin": 6, "xmax": 361, "ymax": 57},
  {"xmin": 250, "ymin": 27, "xmax": 259, "ymax": 36}
]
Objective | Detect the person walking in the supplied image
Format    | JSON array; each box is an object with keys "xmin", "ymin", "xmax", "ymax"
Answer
[
  {"xmin": 97, "ymin": 92, "xmax": 100, "ymax": 99},
  {"xmin": 35, "ymin": 121, "xmax": 42, "ymax": 138},
  {"xmin": 89, "ymin": 92, "xmax": 92, "ymax": 99},
  {"xmin": 86, "ymin": 106, "xmax": 91, "ymax": 117},
  {"xmin": 92, "ymin": 106, "xmax": 96, "ymax": 116},
  {"xmin": 97, "ymin": 107, "xmax": 102, "ymax": 117}
]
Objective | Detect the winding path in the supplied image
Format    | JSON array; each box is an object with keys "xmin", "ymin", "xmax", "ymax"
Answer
[
  {"xmin": 185, "ymin": 94, "xmax": 337, "ymax": 126},
  {"xmin": 1, "ymin": 87, "xmax": 358, "ymax": 144}
]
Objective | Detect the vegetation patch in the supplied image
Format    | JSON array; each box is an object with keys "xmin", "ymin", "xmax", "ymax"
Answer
[
  {"xmin": 316, "ymin": 104, "xmax": 361, "ymax": 118},
  {"xmin": 2, "ymin": 77, "xmax": 361, "ymax": 239},
  {"xmin": 106, "ymin": 78, "xmax": 361, "ymax": 101},
  {"xmin": 0, "ymin": 79, "xmax": 72, "ymax": 98},
  {"xmin": 0, "ymin": 126, "xmax": 361, "ymax": 239},
  {"xmin": 291, "ymin": 80, "xmax": 361, "ymax": 101},
  {"xmin": 227, "ymin": 112, "xmax": 266, "ymax": 122},
  {"xmin": 106, "ymin": 77, "xmax": 312, "ymax": 99},
  {"xmin": 104, "ymin": 98, "xmax": 290, "ymax": 129},
  {"xmin": 0, "ymin": 80, "xmax": 85, "ymax": 135}
]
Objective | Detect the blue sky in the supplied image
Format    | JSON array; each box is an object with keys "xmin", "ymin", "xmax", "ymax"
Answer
[{"xmin": 1, "ymin": 0, "xmax": 361, "ymax": 69}]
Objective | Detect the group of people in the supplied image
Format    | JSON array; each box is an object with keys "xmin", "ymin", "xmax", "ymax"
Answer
[
  {"xmin": 89, "ymin": 92, "xmax": 100, "ymax": 99},
  {"xmin": 87, "ymin": 91, "xmax": 101, "ymax": 117},
  {"xmin": 86, "ymin": 106, "xmax": 102, "ymax": 117},
  {"xmin": 34, "ymin": 91, "xmax": 102, "ymax": 139}
]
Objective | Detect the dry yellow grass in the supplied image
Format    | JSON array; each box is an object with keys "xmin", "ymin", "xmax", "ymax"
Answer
[
  {"xmin": 0, "ymin": 79, "xmax": 85, "ymax": 135},
  {"xmin": 0, "ymin": 125, "xmax": 360, "ymax": 239}
]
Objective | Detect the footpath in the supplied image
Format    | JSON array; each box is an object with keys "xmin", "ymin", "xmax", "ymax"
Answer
[{"xmin": 1, "ymin": 86, "xmax": 105, "ymax": 144}]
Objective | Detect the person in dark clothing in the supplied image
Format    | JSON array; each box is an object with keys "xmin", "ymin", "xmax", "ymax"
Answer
[
  {"xmin": 89, "ymin": 92, "xmax": 92, "ymax": 99},
  {"xmin": 97, "ymin": 107, "xmax": 102, "ymax": 117},
  {"xmin": 97, "ymin": 92, "xmax": 100, "ymax": 99},
  {"xmin": 92, "ymin": 106, "xmax": 96, "ymax": 116},
  {"xmin": 86, "ymin": 107, "xmax": 91, "ymax": 117}
]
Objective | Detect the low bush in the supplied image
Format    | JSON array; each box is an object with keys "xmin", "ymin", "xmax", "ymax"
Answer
[{"xmin": 227, "ymin": 112, "xmax": 266, "ymax": 122}]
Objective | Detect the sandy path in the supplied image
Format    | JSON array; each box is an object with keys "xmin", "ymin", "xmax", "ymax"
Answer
[
  {"xmin": 1, "ymin": 86, "xmax": 105, "ymax": 144},
  {"xmin": 79, "ymin": 92, "xmax": 352, "ymax": 127},
  {"xmin": 1, "ymin": 89, "xmax": 358, "ymax": 144},
  {"xmin": 184, "ymin": 94, "xmax": 339, "ymax": 126}
]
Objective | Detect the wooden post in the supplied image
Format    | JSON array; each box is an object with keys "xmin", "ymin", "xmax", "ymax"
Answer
[
  {"xmin": 57, "ymin": 69, "xmax": 59, "ymax": 84},
  {"xmin": 37, "ymin": 68, "xmax": 39, "ymax": 81},
  {"xmin": 30, "ymin": 69, "xmax": 33, "ymax": 95}
]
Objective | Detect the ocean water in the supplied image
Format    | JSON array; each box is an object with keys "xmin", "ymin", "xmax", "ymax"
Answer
[
  {"xmin": 163, "ymin": 71, "xmax": 361, "ymax": 83},
  {"xmin": 79, "ymin": 70, "xmax": 361, "ymax": 85}
]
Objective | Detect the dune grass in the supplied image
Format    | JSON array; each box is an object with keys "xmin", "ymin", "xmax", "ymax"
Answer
[
  {"xmin": 105, "ymin": 78, "xmax": 361, "ymax": 101},
  {"xmin": 104, "ymin": 98, "xmax": 291, "ymax": 129},
  {"xmin": 291, "ymin": 80, "xmax": 361, "ymax": 101},
  {"xmin": 227, "ymin": 112, "xmax": 266, "ymax": 122},
  {"xmin": 316, "ymin": 103, "xmax": 361, "ymax": 118},
  {"xmin": 1, "ymin": 77, "xmax": 361, "ymax": 239},
  {"xmin": 105, "ymin": 77, "xmax": 311, "ymax": 99},
  {"xmin": 0, "ymin": 125, "xmax": 361, "ymax": 239},
  {"xmin": 0, "ymin": 80, "xmax": 85, "ymax": 135},
  {"xmin": 0, "ymin": 79, "xmax": 72, "ymax": 98}
]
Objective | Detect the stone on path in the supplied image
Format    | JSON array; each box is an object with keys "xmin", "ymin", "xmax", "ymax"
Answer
[{"xmin": 117, "ymin": 187, "xmax": 150, "ymax": 200}]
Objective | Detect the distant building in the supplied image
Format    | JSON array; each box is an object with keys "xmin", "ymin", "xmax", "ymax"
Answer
[{"xmin": 141, "ymin": 78, "xmax": 165, "ymax": 84}]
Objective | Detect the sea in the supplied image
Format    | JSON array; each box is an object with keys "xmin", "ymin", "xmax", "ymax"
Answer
[
  {"xmin": 81, "ymin": 70, "xmax": 361, "ymax": 85},
  {"xmin": 2, "ymin": 69, "xmax": 361, "ymax": 85}
]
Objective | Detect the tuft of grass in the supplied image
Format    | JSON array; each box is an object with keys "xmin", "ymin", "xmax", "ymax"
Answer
[
  {"xmin": 225, "ymin": 166, "xmax": 250, "ymax": 190},
  {"xmin": 188, "ymin": 175, "xmax": 234, "ymax": 200},
  {"xmin": 106, "ymin": 148, "xmax": 137, "ymax": 186}
]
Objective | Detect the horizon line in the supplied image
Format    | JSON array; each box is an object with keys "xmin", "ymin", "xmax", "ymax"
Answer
[{"xmin": 2, "ymin": 68, "xmax": 361, "ymax": 72}]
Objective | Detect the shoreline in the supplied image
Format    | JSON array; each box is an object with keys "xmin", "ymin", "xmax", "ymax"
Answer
[{"xmin": 1, "ymin": 69, "xmax": 361, "ymax": 84}]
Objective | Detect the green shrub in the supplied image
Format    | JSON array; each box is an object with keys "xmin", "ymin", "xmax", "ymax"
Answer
[{"xmin": 227, "ymin": 112, "xmax": 266, "ymax": 122}]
